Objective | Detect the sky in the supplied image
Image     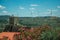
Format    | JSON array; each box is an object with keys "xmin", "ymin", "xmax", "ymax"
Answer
[{"xmin": 0, "ymin": 0, "xmax": 60, "ymax": 17}]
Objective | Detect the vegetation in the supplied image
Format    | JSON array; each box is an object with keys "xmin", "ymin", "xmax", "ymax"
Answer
[
  {"xmin": 18, "ymin": 26, "xmax": 60, "ymax": 40},
  {"xmin": 0, "ymin": 15, "xmax": 60, "ymax": 27},
  {"xmin": 0, "ymin": 15, "xmax": 60, "ymax": 40}
]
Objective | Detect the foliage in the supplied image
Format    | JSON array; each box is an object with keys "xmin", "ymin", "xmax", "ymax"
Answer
[{"xmin": 0, "ymin": 15, "xmax": 60, "ymax": 40}]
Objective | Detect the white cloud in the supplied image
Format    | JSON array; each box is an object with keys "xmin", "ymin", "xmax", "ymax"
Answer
[
  {"xmin": 52, "ymin": 10, "xmax": 57, "ymax": 11},
  {"xmin": 44, "ymin": 12, "xmax": 50, "ymax": 14},
  {"xmin": 57, "ymin": 6, "xmax": 60, "ymax": 8},
  {"xmin": 19, "ymin": 7, "xmax": 25, "ymax": 9},
  {"xmin": 2, "ymin": 11, "xmax": 8, "ymax": 14},
  {"xmin": 30, "ymin": 4, "xmax": 39, "ymax": 6},
  {"xmin": 29, "ymin": 8, "xmax": 35, "ymax": 10},
  {"xmin": 0, "ymin": 5, "xmax": 6, "ymax": 9},
  {"xmin": 47, "ymin": 9, "xmax": 57, "ymax": 12}
]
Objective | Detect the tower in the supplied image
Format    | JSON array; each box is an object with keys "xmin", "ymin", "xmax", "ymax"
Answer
[
  {"xmin": 9, "ymin": 16, "xmax": 14, "ymax": 25},
  {"xmin": 9, "ymin": 16, "xmax": 19, "ymax": 26},
  {"xmin": 3, "ymin": 15, "xmax": 19, "ymax": 32}
]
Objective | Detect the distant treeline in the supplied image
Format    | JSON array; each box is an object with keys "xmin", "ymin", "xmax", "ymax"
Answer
[{"xmin": 0, "ymin": 15, "xmax": 60, "ymax": 27}]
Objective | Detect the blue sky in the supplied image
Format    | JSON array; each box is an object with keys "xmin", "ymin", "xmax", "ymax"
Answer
[{"xmin": 0, "ymin": 0, "xmax": 60, "ymax": 17}]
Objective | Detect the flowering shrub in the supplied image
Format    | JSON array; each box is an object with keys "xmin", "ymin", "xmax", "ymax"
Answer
[{"xmin": 18, "ymin": 26, "xmax": 60, "ymax": 40}]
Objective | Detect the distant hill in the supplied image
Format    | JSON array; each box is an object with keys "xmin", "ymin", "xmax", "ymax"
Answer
[
  {"xmin": 19, "ymin": 16, "xmax": 60, "ymax": 27},
  {"xmin": 0, "ymin": 15, "xmax": 10, "ymax": 23},
  {"xmin": 0, "ymin": 15, "xmax": 60, "ymax": 27}
]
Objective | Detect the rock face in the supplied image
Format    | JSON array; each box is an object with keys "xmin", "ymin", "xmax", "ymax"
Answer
[
  {"xmin": 0, "ymin": 32, "xmax": 20, "ymax": 40},
  {"xmin": 3, "ymin": 25, "xmax": 19, "ymax": 32},
  {"xmin": 0, "ymin": 16, "xmax": 20, "ymax": 40}
]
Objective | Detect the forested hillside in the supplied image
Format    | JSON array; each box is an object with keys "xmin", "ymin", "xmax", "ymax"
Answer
[{"xmin": 0, "ymin": 15, "xmax": 60, "ymax": 27}]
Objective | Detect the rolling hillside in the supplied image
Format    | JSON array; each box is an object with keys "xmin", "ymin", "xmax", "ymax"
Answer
[{"xmin": 0, "ymin": 15, "xmax": 60, "ymax": 27}]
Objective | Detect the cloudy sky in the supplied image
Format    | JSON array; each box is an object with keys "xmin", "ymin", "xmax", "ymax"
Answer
[{"xmin": 0, "ymin": 0, "xmax": 60, "ymax": 17}]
